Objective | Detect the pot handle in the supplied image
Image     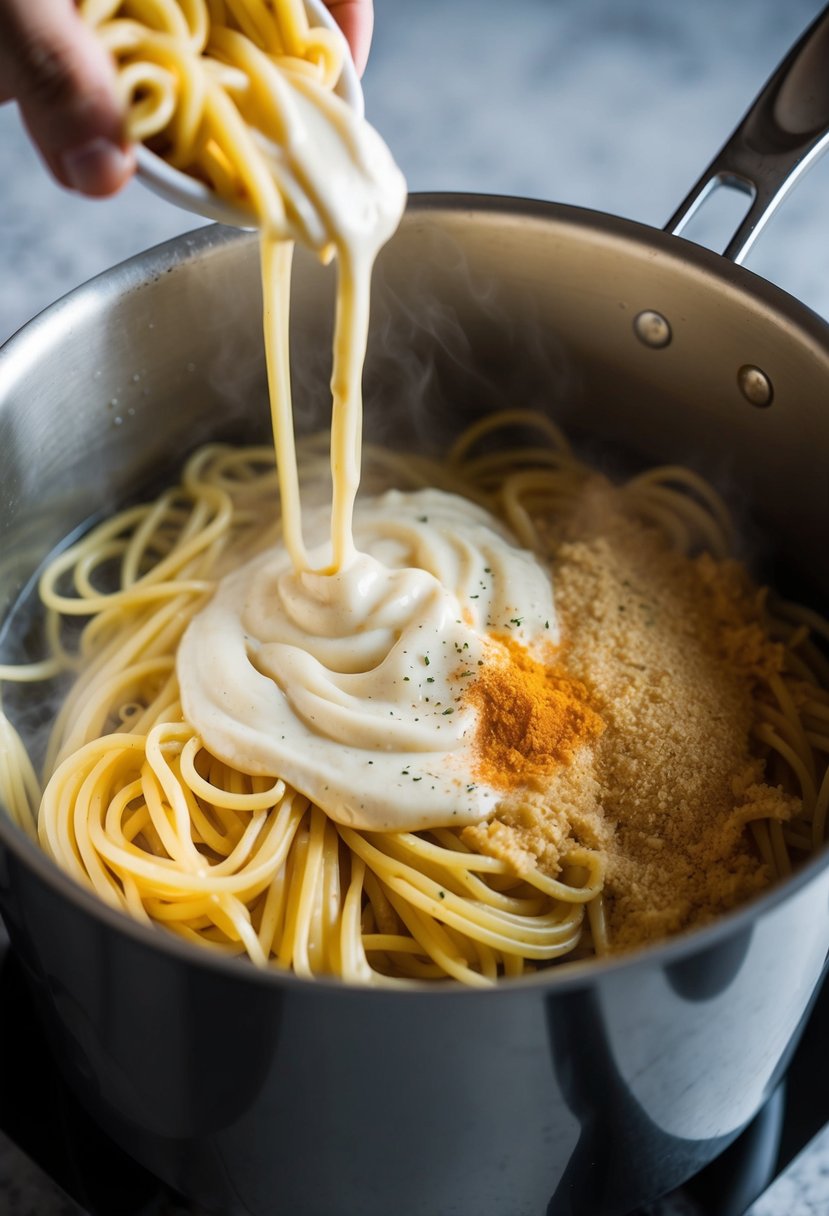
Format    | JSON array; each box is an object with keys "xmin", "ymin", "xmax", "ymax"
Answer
[{"xmin": 664, "ymin": 4, "xmax": 829, "ymax": 264}]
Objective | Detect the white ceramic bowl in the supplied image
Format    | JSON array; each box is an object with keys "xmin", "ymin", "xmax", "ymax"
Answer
[{"xmin": 135, "ymin": 0, "xmax": 364, "ymax": 229}]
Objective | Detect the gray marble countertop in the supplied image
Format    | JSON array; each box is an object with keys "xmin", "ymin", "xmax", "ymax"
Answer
[{"xmin": 1, "ymin": 1, "xmax": 829, "ymax": 1213}]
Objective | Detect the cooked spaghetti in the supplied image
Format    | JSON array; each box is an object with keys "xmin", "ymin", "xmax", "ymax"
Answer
[{"xmin": 1, "ymin": 413, "xmax": 827, "ymax": 985}]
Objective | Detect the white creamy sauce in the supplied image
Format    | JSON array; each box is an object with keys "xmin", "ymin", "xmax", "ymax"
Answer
[
  {"xmin": 256, "ymin": 74, "xmax": 406, "ymax": 257},
  {"xmin": 176, "ymin": 45, "xmax": 561, "ymax": 831},
  {"xmin": 256, "ymin": 69, "xmax": 408, "ymax": 574},
  {"xmin": 179, "ymin": 490, "xmax": 559, "ymax": 829}
]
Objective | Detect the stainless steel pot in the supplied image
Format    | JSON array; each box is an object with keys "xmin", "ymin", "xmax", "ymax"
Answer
[{"xmin": 1, "ymin": 10, "xmax": 829, "ymax": 1216}]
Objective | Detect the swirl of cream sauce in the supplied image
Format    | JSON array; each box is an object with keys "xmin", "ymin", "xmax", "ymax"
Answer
[
  {"xmin": 172, "ymin": 30, "xmax": 559, "ymax": 832},
  {"xmin": 178, "ymin": 489, "xmax": 559, "ymax": 829}
]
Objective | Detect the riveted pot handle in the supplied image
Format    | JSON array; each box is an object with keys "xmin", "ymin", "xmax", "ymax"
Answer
[{"xmin": 665, "ymin": 4, "xmax": 829, "ymax": 264}]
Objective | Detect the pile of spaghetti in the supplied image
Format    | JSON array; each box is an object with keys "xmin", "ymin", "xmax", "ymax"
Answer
[{"xmin": 1, "ymin": 412, "xmax": 828, "ymax": 986}]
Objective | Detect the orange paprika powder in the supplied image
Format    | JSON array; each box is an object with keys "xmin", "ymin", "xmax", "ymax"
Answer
[{"xmin": 464, "ymin": 636, "xmax": 604, "ymax": 790}]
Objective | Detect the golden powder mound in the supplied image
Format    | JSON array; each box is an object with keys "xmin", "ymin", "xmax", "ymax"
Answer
[{"xmin": 463, "ymin": 490, "xmax": 797, "ymax": 953}]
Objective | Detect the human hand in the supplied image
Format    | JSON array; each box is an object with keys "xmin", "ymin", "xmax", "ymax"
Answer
[
  {"xmin": 0, "ymin": 0, "xmax": 375, "ymax": 199},
  {"xmin": 325, "ymin": 0, "xmax": 374, "ymax": 76},
  {"xmin": 0, "ymin": 0, "xmax": 134, "ymax": 196}
]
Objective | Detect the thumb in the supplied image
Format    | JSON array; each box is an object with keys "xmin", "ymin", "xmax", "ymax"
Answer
[
  {"xmin": 0, "ymin": 0, "xmax": 135, "ymax": 196},
  {"xmin": 325, "ymin": 1, "xmax": 374, "ymax": 78}
]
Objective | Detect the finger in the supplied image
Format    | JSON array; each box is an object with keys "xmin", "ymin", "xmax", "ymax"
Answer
[
  {"xmin": 326, "ymin": 0, "xmax": 374, "ymax": 77},
  {"xmin": 0, "ymin": 0, "xmax": 135, "ymax": 196}
]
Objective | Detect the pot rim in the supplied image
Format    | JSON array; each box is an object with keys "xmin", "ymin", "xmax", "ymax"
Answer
[{"xmin": 1, "ymin": 191, "xmax": 827, "ymax": 999}]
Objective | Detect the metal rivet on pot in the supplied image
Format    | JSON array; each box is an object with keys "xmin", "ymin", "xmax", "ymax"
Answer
[
  {"xmin": 633, "ymin": 310, "xmax": 672, "ymax": 349},
  {"xmin": 737, "ymin": 364, "xmax": 773, "ymax": 408}
]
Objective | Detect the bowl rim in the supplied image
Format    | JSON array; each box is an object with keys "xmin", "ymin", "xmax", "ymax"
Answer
[{"xmin": 1, "ymin": 192, "xmax": 828, "ymax": 1000}]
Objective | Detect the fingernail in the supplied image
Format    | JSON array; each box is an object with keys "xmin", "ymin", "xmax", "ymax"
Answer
[{"xmin": 61, "ymin": 138, "xmax": 131, "ymax": 195}]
